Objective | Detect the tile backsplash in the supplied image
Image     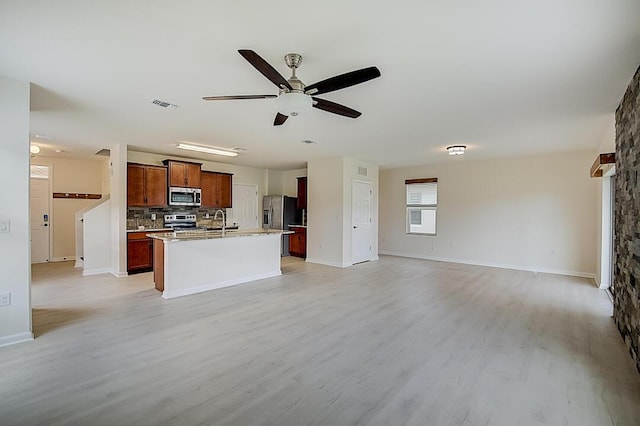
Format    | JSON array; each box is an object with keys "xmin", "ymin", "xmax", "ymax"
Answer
[{"xmin": 127, "ymin": 206, "xmax": 231, "ymax": 229}]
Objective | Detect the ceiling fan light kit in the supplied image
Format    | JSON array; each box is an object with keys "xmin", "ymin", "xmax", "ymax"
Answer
[
  {"xmin": 447, "ymin": 145, "xmax": 466, "ymax": 156},
  {"xmin": 176, "ymin": 143, "xmax": 238, "ymax": 157},
  {"xmin": 276, "ymin": 92, "xmax": 313, "ymax": 117},
  {"xmin": 203, "ymin": 49, "xmax": 381, "ymax": 126}
]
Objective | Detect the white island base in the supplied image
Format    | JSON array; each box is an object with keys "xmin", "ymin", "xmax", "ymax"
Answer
[{"xmin": 151, "ymin": 231, "xmax": 284, "ymax": 299}]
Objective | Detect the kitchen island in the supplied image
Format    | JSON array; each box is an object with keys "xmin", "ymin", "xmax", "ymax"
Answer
[{"xmin": 149, "ymin": 229, "xmax": 292, "ymax": 299}]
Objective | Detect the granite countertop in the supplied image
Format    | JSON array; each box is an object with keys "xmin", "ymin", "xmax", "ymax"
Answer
[
  {"xmin": 288, "ymin": 224, "xmax": 307, "ymax": 228},
  {"xmin": 148, "ymin": 228, "xmax": 293, "ymax": 241},
  {"xmin": 127, "ymin": 227, "xmax": 172, "ymax": 233}
]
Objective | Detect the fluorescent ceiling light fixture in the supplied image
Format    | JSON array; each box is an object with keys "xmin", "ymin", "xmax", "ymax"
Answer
[
  {"xmin": 446, "ymin": 145, "xmax": 466, "ymax": 156},
  {"xmin": 176, "ymin": 143, "xmax": 238, "ymax": 157},
  {"xmin": 276, "ymin": 92, "xmax": 313, "ymax": 117},
  {"xmin": 30, "ymin": 144, "xmax": 40, "ymax": 154}
]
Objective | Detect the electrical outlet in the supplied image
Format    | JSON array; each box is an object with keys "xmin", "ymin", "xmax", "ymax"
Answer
[
  {"xmin": 0, "ymin": 293, "xmax": 10, "ymax": 307},
  {"xmin": 0, "ymin": 219, "xmax": 9, "ymax": 233},
  {"xmin": 151, "ymin": 213, "xmax": 156, "ymax": 221}
]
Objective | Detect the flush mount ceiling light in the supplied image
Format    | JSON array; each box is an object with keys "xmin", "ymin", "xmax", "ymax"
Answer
[
  {"xmin": 30, "ymin": 144, "xmax": 40, "ymax": 154},
  {"xmin": 176, "ymin": 143, "xmax": 238, "ymax": 157},
  {"xmin": 447, "ymin": 145, "xmax": 466, "ymax": 156}
]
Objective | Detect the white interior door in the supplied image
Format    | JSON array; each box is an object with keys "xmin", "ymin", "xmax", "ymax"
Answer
[
  {"xmin": 31, "ymin": 176, "xmax": 51, "ymax": 263},
  {"xmin": 352, "ymin": 180, "xmax": 372, "ymax": 264},
  {"xmin": 231, "ymin": 184, "xmax": 259, "ymax": 229}
]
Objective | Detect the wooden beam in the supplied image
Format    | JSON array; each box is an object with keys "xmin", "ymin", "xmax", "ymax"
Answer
[
  {"xmin": 590, "ymin": 153, "xmax": 615, "ymax": 178},
  {"xmin": 53, "ymin": 192, "xmax": 102, "ymax": 200},
  {"xmin": 405, "ymin": 178, "xmax": 438, "ymax": 184}
]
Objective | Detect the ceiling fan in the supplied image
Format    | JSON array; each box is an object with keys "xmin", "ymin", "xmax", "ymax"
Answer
[{"xmin": 203, "ymin": 49, "xmax": 381, "ymax": 126}]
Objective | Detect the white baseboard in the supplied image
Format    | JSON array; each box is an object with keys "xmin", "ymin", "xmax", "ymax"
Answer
[
  {"xmin": 0, "ymin": 332, "xmax": 34, "ymax": 348},
  {"xmin": 162, "ymin": 270, "xmax": 282, "ymax": 299},
  {"xmin": 82, "ymin": 267, "xmax": 112, "ymax": 276},
  {"xmin": 305, "ymin": 258, "xmax": 348, "ymax": 268},
  {"xmin": 74, "ymin": 259, "xmax": 84, "ymax": 268},
  {"xmin": 110, "ymin": 271, "xmax": 128, "ymax": 278},
  {"xmin": 378, "ymin": 250, "xmax": 597, "ymax": 281},
  {"xmin": 51, "ymin": 256, "xmax": 76, "ymax": 262}
]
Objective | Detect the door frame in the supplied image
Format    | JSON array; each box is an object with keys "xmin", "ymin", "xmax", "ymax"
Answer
[
  {"xmin": 231, "ymin": 183, "xmax": 259, "ymax": 229},
  {"xmin": 351, "ymin": 179, "xmax": 373, "ymax": 265},
  {"xmin": 30, "ymin": 163, "xmax": 54, "ymax": 264}
]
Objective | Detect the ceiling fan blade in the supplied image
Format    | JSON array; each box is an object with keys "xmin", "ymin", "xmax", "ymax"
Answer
[
  {"xmin": 202, "ymin": 95, "xmax": 278, "ymax": 101},
  {"xmin": 238, "ymin": 49, "xmax": 292, "ymax": 91},
  {"xmin": 202, "ymin": 95, "xmax": 277, "ymax": 101},
  {"xmin": 305, "ymin": 66, "xmax": 381, "ymax": 96},
  {"xmin": 274, "ymin": 113, "xmax": 288, "ymax": 126},
  {"xmin": 312, "ymin": 97, "xmax": 361, "ymax": 118}
]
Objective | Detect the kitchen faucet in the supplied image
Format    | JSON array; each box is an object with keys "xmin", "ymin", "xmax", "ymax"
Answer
[{"xmin": 214, "ymin": 209, "xmax": 225, "ymax": 234}]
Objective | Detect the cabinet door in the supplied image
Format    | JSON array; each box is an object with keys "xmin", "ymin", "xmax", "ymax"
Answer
[
  {"xmin": 299, "ymin": 228, "xmax": 307, "ymax": 257},
  {"xmin": 127, "ymin": 238, "xmax": 153, "ymax": 272},
  {"xmin": 168, "ymin": 162, "xmax": 186, "ymax": 187},
  {"xmin": 297, "ymin": 177, "xmax": 307, "ymax": 210},
  {"xmin": 200, "ymin": 171, "xmax": 216, "ymax": 208},
  {"xmin": 127, "ymin": 164, "xmax": 146, "ymax": 206},
  {"xmin": 186, "ymin": 163, "xmax": 201, "ymax": 188},
  {"xmin": 216, "ymin": 173, "xmax": 232, "ymax": 208},
  {"xmin": 145, "ymin": 166, "xmax": 167, "ymax": 206},
  {"xmin": 289, "ymin": 233, "xmax": 301, "ymax": 256}
]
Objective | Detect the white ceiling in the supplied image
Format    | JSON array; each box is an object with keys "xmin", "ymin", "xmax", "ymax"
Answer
[{"xmin": 1, "ymin": 1, "xmax": 639, "ymax": 170}]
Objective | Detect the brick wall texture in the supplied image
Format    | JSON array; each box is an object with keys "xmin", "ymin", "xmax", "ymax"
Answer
[{"xmin": 614, "ymin": 64, "xmax": 640, "ymax": 373}]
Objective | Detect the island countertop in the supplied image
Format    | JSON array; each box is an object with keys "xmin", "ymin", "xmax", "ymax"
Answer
[{"xmin": 148, "ymin": 228, "xmax": 293, "ymax": 242}]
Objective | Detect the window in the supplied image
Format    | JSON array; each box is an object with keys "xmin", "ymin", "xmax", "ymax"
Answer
[
  {"xmin": 30, "ymin": 165, "xmax": 49, "ymax": 179},
  {"xmin": 406, "ymin": 178, "xmax": 437, "ymax": 235}
]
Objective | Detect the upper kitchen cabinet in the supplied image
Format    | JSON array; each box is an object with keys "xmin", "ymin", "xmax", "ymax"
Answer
[
  {"xmin": 297, "ymin": 177, "xmax": 307, "ymax": 210},
  {"xmin": 201, "ymin": 171, "xmax": 233, "ymax": 208},
  {"xmin": 127, "ymin": 163, "xmax": 167, "ymax": 207},
  {"xmin": 163, "ymin": 160, "xmax": 202, "ymax": 188}
]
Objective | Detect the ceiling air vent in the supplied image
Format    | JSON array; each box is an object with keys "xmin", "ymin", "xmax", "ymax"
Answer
[
  {"xmin": 151, "ymin": 99, "xmax": 178, "ymax": 109},
  {"xmin": 358, "ymin": 166, "xmax": 368, "ymax": 177}
]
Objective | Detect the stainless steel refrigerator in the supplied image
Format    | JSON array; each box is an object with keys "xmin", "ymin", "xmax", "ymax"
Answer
[{"xmin": 263, "ymin": 195, "xmax": 297, "ymax": 256}]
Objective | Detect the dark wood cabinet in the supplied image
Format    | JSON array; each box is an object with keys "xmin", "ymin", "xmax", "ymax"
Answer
[
  {"xmin": 128, "ymin": 231, "xmax": 167, "ymax": 274},
  {"xmin": 127, "ymin": 163, "xmax": 167, "ymax": 207},
  {"xmin": 288, "ymin": 226, "xmax": 307, "ymax": 258},
  {"xmin": 201, "ymin": 171, "xmax": 233, "ymax": 208},
  {"xmin": 127, "ymin": 231, "xmax": 154, "ymax": 273},
  {"xmin": 163, "ymin": 160, "xmax": 202, "ymax": 188},
  {"xmin": 297, "ymin": 177, "xmax": 307, "ymax": 210}
]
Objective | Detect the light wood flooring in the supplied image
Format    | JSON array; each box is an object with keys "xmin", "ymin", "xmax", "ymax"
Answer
[{"xmin": 1, "ymin": 256, "xmax": 639, "ymax": 425}]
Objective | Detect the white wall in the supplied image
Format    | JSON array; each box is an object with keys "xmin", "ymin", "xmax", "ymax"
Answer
[
  {"xmin": 0, "ymin": 76, "xmax": 32, "ymax": 347},
  {"xmin": 379, "ymin": 150, "xmax": 599, "ymax": 278},
  {"xmin": 307, "ymin": 158, "xmax": 345, "ymax": 267},
  {"xmin": 31, "ymin": 156, "xmax": 106, "ymax": 261},
  {"xmin": 110, "ymin": 144, "xmax": 127, "ymax": 277},
  {"xmin": 282, "ymin": 168, "xmax": 307, "ymax": 197},
  {"xmin": 307, "ymin": 157, "xmax": 378, "ymax": 268},
  {"xmin": 83, "ymin": 198, "xmax": 112, "ymax": 275},
  {"xmin": 594, "ymin": 117, "xmax": 616, "ymax": 287}
]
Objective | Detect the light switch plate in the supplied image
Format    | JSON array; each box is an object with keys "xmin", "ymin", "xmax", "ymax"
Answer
[
  {"xmin": 0, "ymin": 293, "xmax": 10, "ymax": 307},
  {"xmin": 0, "ymin": 219, "xmax": 9, "ymax": 233}
]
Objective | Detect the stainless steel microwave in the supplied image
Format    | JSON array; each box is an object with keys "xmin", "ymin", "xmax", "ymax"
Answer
[{"xmin": 168, "ymin": 187, "xmax": 201, "ymax": 206}]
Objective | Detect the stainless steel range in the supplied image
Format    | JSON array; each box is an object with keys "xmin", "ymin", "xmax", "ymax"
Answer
[{"xmin": 164, "ymin": 214, "xmax": 197, "ymax": 231}]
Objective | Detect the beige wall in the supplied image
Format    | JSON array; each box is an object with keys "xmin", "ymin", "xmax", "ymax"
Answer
[
  {"xmin": 379, "ymin": 150, "xmax": 599, "ymax": 278},
  {"xmin": 307, "ymin": 157, "xmax": 378, "ymax": 267},
  {"xmin": 282, "ymin": 168, "xmax": 307, "ymax": 197},
  {"xmin": 0, "ymin": 76, "xmax": 32, "ymax": 346},
  {"xmin": 31, "ymin": 156, "xmax": 106, "ymax": 261}
]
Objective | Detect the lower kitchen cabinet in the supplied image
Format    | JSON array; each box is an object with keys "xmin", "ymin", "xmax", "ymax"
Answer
[
  {"xmin": 288, "ymin": 226, "xmax": 306, "ymax": 258},
  {"xmin": 127, "ymin": 231, "xmax": 164, "ymax": 274}
]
